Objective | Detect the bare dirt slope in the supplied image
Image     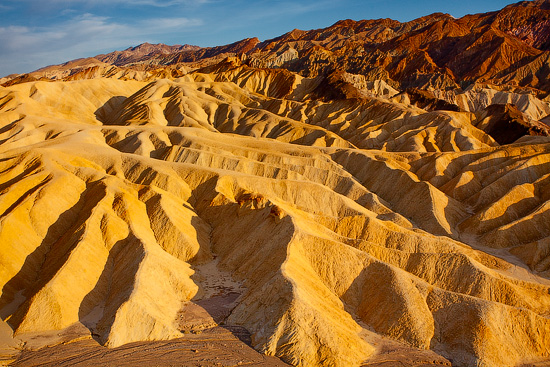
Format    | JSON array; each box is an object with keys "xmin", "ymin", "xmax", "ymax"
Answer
[{"xmin": 0, "ymin": 53, "xmax": 550, "ymax": 367}]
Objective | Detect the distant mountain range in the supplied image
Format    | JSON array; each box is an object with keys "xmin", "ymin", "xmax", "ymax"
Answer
[{"xmin": 4, "ymin": 0, "xmax": 550, "ymax": 95}]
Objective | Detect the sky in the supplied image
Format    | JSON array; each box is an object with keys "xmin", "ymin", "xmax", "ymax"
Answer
[{"xmin": 0, "ymin": 0, "xmax": 519, "ymax": 77}]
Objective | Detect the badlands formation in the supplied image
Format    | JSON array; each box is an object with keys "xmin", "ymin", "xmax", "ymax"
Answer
[{"xmin": 2, "ymin": 1, "xmax": 550, "ymax": 367}]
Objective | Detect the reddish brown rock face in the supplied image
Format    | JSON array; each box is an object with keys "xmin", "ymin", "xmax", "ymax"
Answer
[{"xmin": 5, "ymin": 1, "xmax": 550, "ymax": 96}]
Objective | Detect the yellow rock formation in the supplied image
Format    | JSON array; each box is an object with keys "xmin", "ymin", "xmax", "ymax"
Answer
[{"xmin": 0, "ymin": 64, "xmax": 549, "ymax": 367}]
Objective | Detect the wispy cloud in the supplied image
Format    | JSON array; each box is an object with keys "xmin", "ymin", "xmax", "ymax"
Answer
[
  {"xmin": 0, "ymin": 13, "xmax": 203, "ymax": 75},
  {"xmin": 200, "ymin": 0, "xmax": 339, "ymax": 37},
  {"xmin": 112, "ymin": 0, "xmax": 210, "ymax": 6},
  {"xmin": 141, "ymin": 17, "xmax": 203, "ymax": 29},
  {"xmin": 5, "ymin": 0, "xmax": 210, "ymax": 7},
  {"xmin": 247, "ymin": 0, "xmax": 337, "ymax": 22}
]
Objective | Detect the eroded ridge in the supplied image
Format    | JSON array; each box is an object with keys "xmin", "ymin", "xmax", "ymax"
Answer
[{"xmin": 0, "ymin": 58, "xmax": 549, "ymax": 367}]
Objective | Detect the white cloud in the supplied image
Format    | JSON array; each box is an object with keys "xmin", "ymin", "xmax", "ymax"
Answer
[
  {"xmin": 141, "ymin": 17, "xmax": 203, "ymax": 29},
  {"xmin": 0, "ymin": 13, "xmax": 203, "ymax": 76},
  {"xmin": 7, "ymin": 0, "xmax": 210, "ymax": 7}
]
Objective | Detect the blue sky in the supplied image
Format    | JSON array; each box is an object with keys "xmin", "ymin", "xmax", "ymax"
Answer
[{"xmin": 0, "ymin": 0, "xmax": 517, "ymax": 77}]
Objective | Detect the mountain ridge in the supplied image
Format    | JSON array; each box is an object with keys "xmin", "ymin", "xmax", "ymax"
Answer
[{"xmin": 5, "ymin": 1, "xmax": 550, "ymax": 96}]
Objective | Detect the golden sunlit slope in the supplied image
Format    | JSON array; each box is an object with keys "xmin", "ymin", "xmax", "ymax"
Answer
[{"xmin": 0, "ymin": 62, "xmax": 549, "ymax": 367}]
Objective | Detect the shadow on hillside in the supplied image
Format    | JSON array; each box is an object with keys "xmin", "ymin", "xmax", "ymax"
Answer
[{"xmin": 94, "ymin": 96, "xmax": 127, "ymax": 124}]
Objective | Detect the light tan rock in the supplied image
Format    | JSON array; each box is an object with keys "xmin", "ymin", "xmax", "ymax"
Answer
[{"xmin": 0, "ymin": 70, "xmax": 549, "ymax": 367}]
